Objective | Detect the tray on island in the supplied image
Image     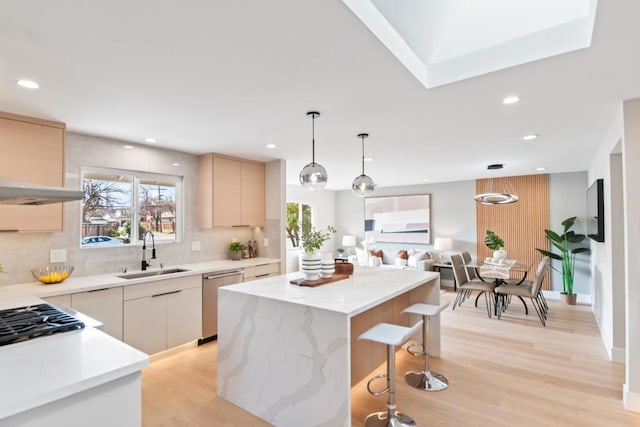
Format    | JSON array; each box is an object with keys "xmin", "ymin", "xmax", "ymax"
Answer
[{"xmin": 289, "ymin": 274, "xmax": 349, "ymax": 287}]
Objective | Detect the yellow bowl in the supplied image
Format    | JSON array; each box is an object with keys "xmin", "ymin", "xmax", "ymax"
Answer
[{"xmin": 31, "ymin": 265, "xmax": 74, "ymax": 285}]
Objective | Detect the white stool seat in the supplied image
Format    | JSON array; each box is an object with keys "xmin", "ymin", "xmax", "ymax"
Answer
[
  {"xmin": 358, "ymin": 321, "xmax": 423, "ymax": 346},
  {"xmin": 403, "ymin": 300, "xmax": 450, "ymax": 317}
]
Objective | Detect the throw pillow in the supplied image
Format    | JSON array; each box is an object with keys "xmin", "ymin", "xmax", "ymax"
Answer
[
  {"xmin": 396, "ymin": 249, "xmax": 409, "ymax": 260},
  {"xmin": 369, "ymin": 249, "xmax": 383, "ymax": 259},
  {"xmin": 355, "ymin": 248, "xmax": 367, "ymax": 266},
  {"xmin": 408, "ymin": 250, "xmax": 428, "ymax": 268}
]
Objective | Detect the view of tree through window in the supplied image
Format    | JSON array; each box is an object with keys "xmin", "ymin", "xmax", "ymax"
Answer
[
  {"xmin": 286, "ymin": 202, "xmax": 311, "ymax": 249},
  {"xmin": 81, "ymin": 169, "xmax": 180, "ymax": 247}
]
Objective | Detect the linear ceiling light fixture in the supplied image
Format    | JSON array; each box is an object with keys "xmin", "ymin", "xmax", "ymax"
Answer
[
  {"xmin": 474, "ymin": 163, "xmax": 518, "ymax": 205},
  {"xmin": 352, "ymin": 133, "xmax": 375, "ymax": 197},
  {"xmin": 299, "ymin": 111, "xmax": 328, "ymax": 190}
]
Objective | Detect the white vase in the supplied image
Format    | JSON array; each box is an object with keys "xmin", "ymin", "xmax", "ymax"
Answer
[
  {"xmin": 320, "ymin": 252, "xmax": 335, "ymax": 278},
  {"xmin": 492, "ymin": 248, "xmax": 507, "ymax": 263},
  {"xmin": 300, "ymin": 252, "xmax": 322, "ymax": 281}
]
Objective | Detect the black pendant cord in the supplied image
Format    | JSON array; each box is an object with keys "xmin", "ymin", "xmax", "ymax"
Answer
[
  {"xmin": 311, "ymin": 114, "xmax": 315, "ymax": 165},
  {"xmin": 361, "ymin": 135, "xmax": 365, "ymax": 175}
]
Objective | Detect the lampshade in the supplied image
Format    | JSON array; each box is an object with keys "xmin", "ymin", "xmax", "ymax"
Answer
[
  {"xmin": 352, "ymin": 133, "xmax": 375, "ymax": 197},
  {"xmin": 342, "ymin": 235, "xmax": 356, "ymax": 247},
  {"xmin": 474, "ymin": 164, "xmax": 518, "ymax": 205},
  {"xmin": 433, "ymin": 237, "xmax": 452, "ymax": 251},
  {"xmin": 300, "ymin": 111, "xmax": 327, "ymax": 190}
]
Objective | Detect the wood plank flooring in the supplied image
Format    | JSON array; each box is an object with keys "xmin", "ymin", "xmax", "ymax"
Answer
[{"xmin": 142, "ymin": 291, "xmax": 640, "ymax": 426}]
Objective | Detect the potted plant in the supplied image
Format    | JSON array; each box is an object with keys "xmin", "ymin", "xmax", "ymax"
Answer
[
  {"xmin": 536, "ymin": 216, "xmax": 590, "ymax": 305},
  {"xmin": 300, "ymin": 225, "xmax": 336, "ymax": 280},
  {"xmin": 228, "ymin": 241, "xmax": 245, "ymax": 261},
  {"xmin": 485, "ymin": 230, "xmax": 506, "ymax": 262}
]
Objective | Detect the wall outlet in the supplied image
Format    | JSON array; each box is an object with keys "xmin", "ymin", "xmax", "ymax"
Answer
[
  {"xmin": 50, "ymin": 249, "xmax": 67, "ymax": 263},
  {"xmin": 191, "ymin": 241, "xmax": 201, "ymax": 251},
  {"xmin": 263, "ymin": 238, "xmax": 269, "ymax": 248}
]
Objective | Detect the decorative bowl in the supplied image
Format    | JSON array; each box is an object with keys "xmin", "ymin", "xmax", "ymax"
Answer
[{"xmin": 31, "ymin": 265, "xmax": 74, "ymax": 284}]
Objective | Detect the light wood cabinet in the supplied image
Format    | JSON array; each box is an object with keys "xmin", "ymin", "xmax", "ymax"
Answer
[
  {"xmin": 198, "ymin": 153, "xmax": 265, "ymax": 227},
  {"xmin": 0, "ymin": 111, "xmax": 65, "ymax": 231},
  {"xmin": 123, "ymin": 275, "xmax": 202, "ymax": 354},
  {"xmin": 243, "ymin": 262, "xmax": 280, "ymax": 282},
  {"xmin": 43, "ymin": 294, "xmax": 72, "ymax": 307},
  {"xmin": 71, "ymin": 287, "xmax": 124, "ymax": 341}
]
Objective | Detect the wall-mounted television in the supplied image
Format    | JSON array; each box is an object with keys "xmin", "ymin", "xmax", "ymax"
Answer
[{"xmin": 587, "ymin": 178, "xmax": 604, "ymax": 242}]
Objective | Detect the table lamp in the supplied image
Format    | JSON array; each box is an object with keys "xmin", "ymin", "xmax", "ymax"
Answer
[
  {"xmin": 433, "ymin": 237, "xmax": 452, "ymax": 263},
  {"xmin": 342, "ymin": 235, "xmax": 356, "ymax": 256}
]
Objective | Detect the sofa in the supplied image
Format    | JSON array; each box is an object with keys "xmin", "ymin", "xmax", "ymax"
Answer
[{"xmin": 349, "ymin": 247, "xmax": 435, "ymax": 271}]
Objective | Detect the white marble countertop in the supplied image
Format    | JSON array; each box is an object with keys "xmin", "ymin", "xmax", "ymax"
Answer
[
  {"xmin": 1, "ymin": 257, "xmax": 280, "ymax": 298},
  {"xmin": 0, "ymin": 294, "xmax": 148, "ymax": 420},
  {"xmin": 220, "ymin": 266, "xmax": 439, "ymax": 317}
]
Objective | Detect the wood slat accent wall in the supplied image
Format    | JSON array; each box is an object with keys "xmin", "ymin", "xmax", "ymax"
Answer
[{"xmin": 476, "ymin": 174, "xmax": 551, "ymax": 289}]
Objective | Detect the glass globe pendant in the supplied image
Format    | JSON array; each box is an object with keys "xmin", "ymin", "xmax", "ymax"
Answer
[
  {"xmin": 299, "ymin": 111, "xmax": 328, "ymax": 190},
  {"xmin": 352, "ymin": 133, "xmax": 375, "ymax": 197}
]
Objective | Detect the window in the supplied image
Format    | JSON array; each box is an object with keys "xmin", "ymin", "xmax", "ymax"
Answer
[
  {"xmin": 286, "ymin": 202, "xmax": 312, "ymax": 250},
  {"xmin": 81, "ymin": 167, "xmax": 182, "ymax": 247}
]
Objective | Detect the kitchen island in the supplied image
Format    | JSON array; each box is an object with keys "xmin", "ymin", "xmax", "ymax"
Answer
[{"xmin": 217, "ymin": 266, "xmax": 440, "ymax": 426}]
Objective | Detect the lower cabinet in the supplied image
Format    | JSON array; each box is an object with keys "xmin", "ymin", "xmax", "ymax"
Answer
[
  {"xmin": 71, "ymin": 287, "xmax": 124, "ymax": 341},
  {"xmin": 123, "ymin": 275, "xmax": 202, "ymax": 355},
  {"xmin": 43, "ymin": 294, "xmax": 71, "ymax": 307},
  {"xmin": 243, "ymin": 262, "xmax": 280, "ymax": 282}
]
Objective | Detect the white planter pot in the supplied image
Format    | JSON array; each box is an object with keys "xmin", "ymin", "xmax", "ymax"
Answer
[
  {"xmin": 320, "ymin": 252, "xmax": 335, "ymax": 278},
  {"xmin": 492, "ymin": 248, "xmax": 507, "ymax": 263},
  {"xmin": 300, "ymin": 252, "xmax": 322, "ymax": 281}
]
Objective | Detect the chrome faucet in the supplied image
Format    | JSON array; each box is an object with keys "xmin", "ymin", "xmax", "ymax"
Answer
[{"xmin": 141, "ymin": 230, "xmax": 156, "ymax": 271}]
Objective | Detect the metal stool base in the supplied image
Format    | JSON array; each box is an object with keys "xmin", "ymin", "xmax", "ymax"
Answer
[
  {"xmin": 364, "ymin": 411, "xmax": 417, "ymax": 427},
  {"xmin": 405, "ymin": 370, "xmax": 449, "ymax": 392}
]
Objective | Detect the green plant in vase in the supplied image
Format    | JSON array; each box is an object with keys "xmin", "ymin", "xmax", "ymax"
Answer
[
  {"xmin": 536, "ymin": 216, "xmax": 590, "ymax": 304},
  {"xmin": 300, "ymin": 225, "xmax": 336, "ymax": 255},
  {"xmin": 485, "ymin": 230, "xmax": 506, "ymax": 261},
  {"xmin": 228, "ymin": 241, "xmax": 246, "ymax": 261}
]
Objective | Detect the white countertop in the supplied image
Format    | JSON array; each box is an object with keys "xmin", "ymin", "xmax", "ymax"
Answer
[
  {"xmin": 0, "ymin": 295, "xmax": 148, "ymax": 420},
  {"xmin": 220, "ymin": 266, "xmax": 439, "ymax": 317},
  {"xmin": 1, "ymin": 257, "xmax": 280, "ymax": 298},
  {"xmin": 0, "ymin": 257, "xmax": 278, "ymax": 420}
]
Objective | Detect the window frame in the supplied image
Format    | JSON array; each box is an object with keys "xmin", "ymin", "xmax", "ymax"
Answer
[{"xmin": 80, "ymin": 166, "xmax": 184, "ymax": 248}]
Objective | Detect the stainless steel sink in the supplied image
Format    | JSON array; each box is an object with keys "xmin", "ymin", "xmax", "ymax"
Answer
[{"xmin": 117, "ymin": 268, "xmax": 190, "ymax": 280}]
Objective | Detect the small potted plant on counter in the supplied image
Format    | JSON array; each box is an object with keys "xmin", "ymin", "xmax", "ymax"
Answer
[
  {"xmin": 536, "ymin": 216, "xmax": 590, "ymax": 305},
  {"xmin": 300, "ymin": 225, "xmax": 336, "ymax": 280},
  {"xmin": 228, "ymin": 241, "xmax": 246, "ymax": 261}
]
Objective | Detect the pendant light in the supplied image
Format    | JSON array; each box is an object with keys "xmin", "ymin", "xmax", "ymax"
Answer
[
  {"xmin": 352, "ymin": 133, "xmax": 375, "ymax": 197},
  {"xmin": 474, "ymin": 164, "xmax": 518, "ymax": 205},
  {"xmin": 299, "ymin": 111, "xmax": 328, "ymax": 190}
]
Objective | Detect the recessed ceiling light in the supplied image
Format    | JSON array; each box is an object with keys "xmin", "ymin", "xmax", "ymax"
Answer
[
  {"xmin": 502, "ymin": 95, "xmax": 520, "ymax": 104},
  {"xmin": 266, "ymin": 144, "xmax": 276, "ymax": 149},
  {"xmin": 172, "ymin": 162, "xmax": 180, "ymax": 167},
  {"xmin": 123, "ymin": 145, "xmax": 135, "ymax": 150},
  {"xmin": 17, "ymin": 79, "xmax": 39, "ymax": 89},
  {"xmin": 145, "ymin": 138, "xmax": 157, "ymax": 143},
  {"xmin": 536, "ymin": 167, "xmax": 547, "ymax": 171},
  {"xmin": 522, "ymin": 134, "xmax": 539, "ymax": 141},
  {"xmin": 364, "ymin": 157, "xmax": 374, "ymax": 162},
  {"xmin": 423, "ymin": 178, "xmax": 431, "ymax": 182}
]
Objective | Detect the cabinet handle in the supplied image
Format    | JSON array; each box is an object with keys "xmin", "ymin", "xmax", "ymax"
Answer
[
  {"xmin": 151, "ymin": 290, "xmax": 181, "ymax": 298},
  {"xmin": 255, "ymin": 273, "xmax": 270, "ymax": 278},
  {"xmin": 88, "ymin": 288, "xmax": 109, "ymax": 293},
  {"xmin": 204, "ymin": 271, "xmax": 243, "ymax": 280}
]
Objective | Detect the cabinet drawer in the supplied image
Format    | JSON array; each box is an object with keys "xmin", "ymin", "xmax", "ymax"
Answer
[
  {"xmin": 43, "ymin": 294, "xmax": 71, "ymax": 307},
  {"xmin": 123, "ymin": 275, "xmax": 201, "ymax": 301},
  {"xmin": 244, "ymin": 263, "xmax": 279, "ymax": 281}
]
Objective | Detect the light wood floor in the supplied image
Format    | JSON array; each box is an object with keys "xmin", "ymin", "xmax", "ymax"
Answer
[{"xmin": 142, "ymin": 291, "xmax": 640, "ymax": 426}]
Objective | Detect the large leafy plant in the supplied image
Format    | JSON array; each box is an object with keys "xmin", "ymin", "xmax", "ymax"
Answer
[
  {"xmin": 536, "ymin": 216, "xmax": 590, "ymax": 295},
  {"xmin": 301, "ymin": 225, "xmax": 336, "ymax": 254}
]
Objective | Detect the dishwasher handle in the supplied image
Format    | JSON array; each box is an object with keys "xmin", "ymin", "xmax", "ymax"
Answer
[{"xmin": 203, "ymin": 270, "xmax": 244, "ymax": 281}]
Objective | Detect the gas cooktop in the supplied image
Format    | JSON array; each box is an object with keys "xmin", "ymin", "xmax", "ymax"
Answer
[{"xmin": 0, "ymin": 303, "xmax": 85, "ymax": 346}]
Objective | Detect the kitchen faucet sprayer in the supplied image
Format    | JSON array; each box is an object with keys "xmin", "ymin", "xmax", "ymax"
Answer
[{"xmin": 141, "ymin": 230, "xmax": 157, "ymax": 271}]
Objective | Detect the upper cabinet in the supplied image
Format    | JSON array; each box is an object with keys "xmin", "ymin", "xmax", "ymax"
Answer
[
  {"xmin": 198, "ymin": 153, "xmax": 265, "ymax": 227},
  {"xmin": 0, "ymin": 112, "xmax": 65, "ymax": 231}
]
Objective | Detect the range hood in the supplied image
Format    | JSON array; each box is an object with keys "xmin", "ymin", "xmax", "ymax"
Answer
[{"xmin": 0, "ymin": 177, "xmax": 84, "ymax": 205}]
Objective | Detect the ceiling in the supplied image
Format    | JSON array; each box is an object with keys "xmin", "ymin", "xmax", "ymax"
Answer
[{"xmin": 0, "ymin": 0, "xmax": 639, "ymax": 190}]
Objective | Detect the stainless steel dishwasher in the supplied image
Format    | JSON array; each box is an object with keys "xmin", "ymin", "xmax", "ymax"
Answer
[{"xmin": 199, "ymin": 269, "xmax": 244, "ymax": 344}]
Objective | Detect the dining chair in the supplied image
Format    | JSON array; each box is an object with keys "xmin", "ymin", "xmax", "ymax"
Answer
[
  {"xmin": 460, "ymin": 251, "xmax": 477, "ymax": 281},
  {"xmin": 450, "ymin": 254, "xmax": 496, "ymax": 318},
  {"xmin": 495, "ymin": 257, "xmax": 550, "ymax": 326}
]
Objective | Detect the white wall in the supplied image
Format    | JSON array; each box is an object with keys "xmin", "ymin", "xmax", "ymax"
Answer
[
  {"xmin": 285, "ymin": 185, "xmax": 336, "ymax": 273},
  {"xmin": 587, "ymin": 105, "xmax": 625, "ymax": 363}
]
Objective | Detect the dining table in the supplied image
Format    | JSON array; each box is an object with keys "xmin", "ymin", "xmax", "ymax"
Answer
[{"xmin": 466, "ymin": 259, "xmax": 533, "ymax": 317}]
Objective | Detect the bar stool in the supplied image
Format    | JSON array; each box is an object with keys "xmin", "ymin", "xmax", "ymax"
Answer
[
  {"xmin": 358, "ymin": 320, "xmax": 424, "ymax": 427},
  {"xmin": 402, "ymin": 301, "xmax": 450, "ymax": 391}
]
